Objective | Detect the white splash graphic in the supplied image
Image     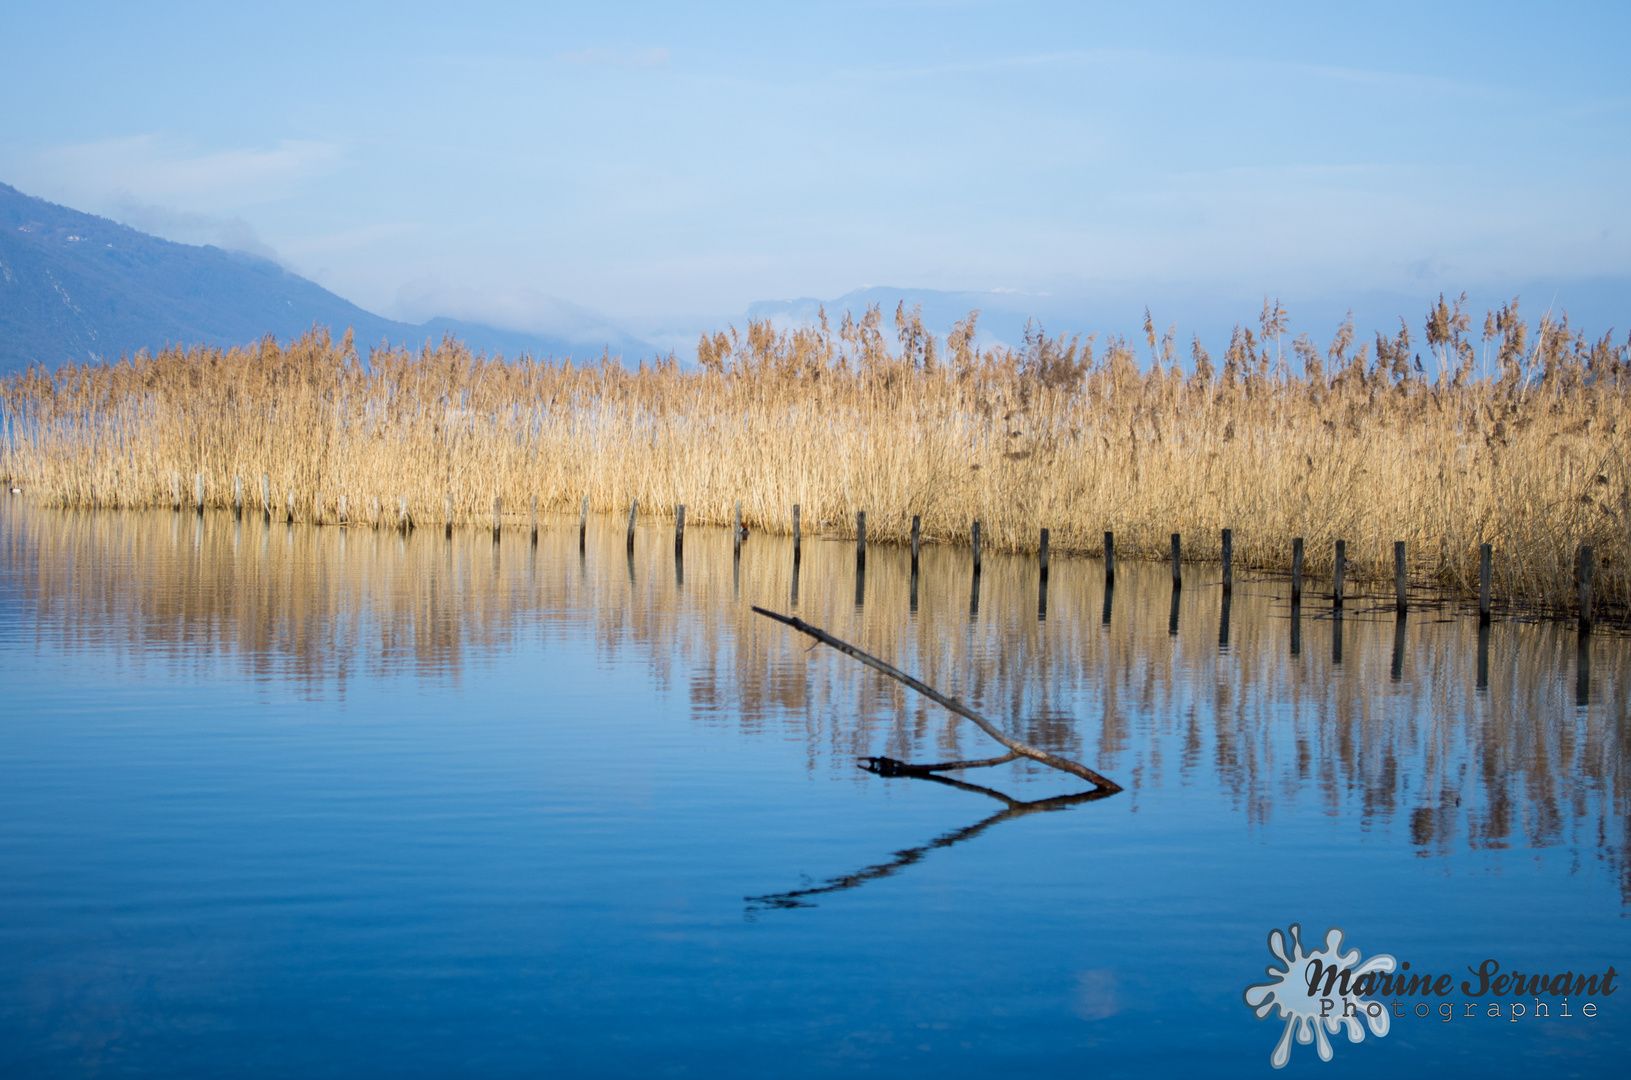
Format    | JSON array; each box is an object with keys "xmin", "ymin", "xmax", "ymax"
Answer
[{"xmin": 1244, "ymin": 924, "xmax": 1396, "ymax": 1068}]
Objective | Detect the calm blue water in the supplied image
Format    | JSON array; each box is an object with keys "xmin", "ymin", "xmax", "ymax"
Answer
[{"xmin": 1, "ymin": 501, "xmax": 1626, "ymax": 1078}]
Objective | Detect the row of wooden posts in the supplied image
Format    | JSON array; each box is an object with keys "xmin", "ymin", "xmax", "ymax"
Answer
[{"xmin": 176, "ymin": 472, "xmax": 1602, "ymax": 633}]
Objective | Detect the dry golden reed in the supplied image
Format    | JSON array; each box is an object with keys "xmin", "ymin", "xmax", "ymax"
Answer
[{"xmin": 3, "ymin": 294, "xmax": 1628, "ymax": 615}]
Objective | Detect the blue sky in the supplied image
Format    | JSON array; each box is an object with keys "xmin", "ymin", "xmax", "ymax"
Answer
[{"xmin": 3, "ymin": 1, "xmax": 1627, "ymax": 352}]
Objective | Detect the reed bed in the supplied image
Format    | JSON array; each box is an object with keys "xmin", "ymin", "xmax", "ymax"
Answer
[{"xmin": 2, "ymin": 296, "xmax": 1629, "ymax": 615}]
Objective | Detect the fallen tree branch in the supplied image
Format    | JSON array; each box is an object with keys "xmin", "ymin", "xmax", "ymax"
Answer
[{"xmin": 751, "ymin": 606, "xmax": 1123, "ymax": 794}]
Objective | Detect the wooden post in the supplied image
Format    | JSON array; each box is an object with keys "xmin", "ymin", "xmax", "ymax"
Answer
[
  {"xmin": 1479, "ymin": 543, "xmax": 1492, "ymax": 624},
  {"xmin": 492, "ymin": 496, "xmax": 502, "ymax": 541},
  {"xmin": 530, "ymin": 496, "xmax": 539, "ymax": 545},
  {"xmin": 1104, "ymin": 531, "xmax": 1115, "ymax": 584},
  {"xmin": 194, "ymin": 473, "xmax": 205, "ymax": 514},
  {"xmin": 791, "ymin": 504, "xmax": 800, "ymax": 565},
  {"xmin": 1170, "ymin": 533, "xmax": 1182, "ymax": 588},
  {"xmin": 1220, "ymin": 528, "xmax": 1232, "ymax": 596},
  {"xmin": 1291, "ymin": 537, "xmax": 1303, "ymax": 604},
  {"xmin": 734, "ymin": 500, "xmax": 743, "ymax": 554},
  {"xmin": 260, "ymin": 475, "xmax": 271, "ymax": 521},
  {"xmin": 370, "ymin": 496, "xmax": 381, "ymax": 529},
  {"xmin": 1394, "ymin": 540, "xmax": 1407, "ymax": 614},
  {"xmin": 627, "ymin": 499, "xmax": 638, "ymax": 553},
  {"xmin": 580, "ymin": 496, "xmax": 589, "ymax": 553},
  {"xmin": 1333, "ymin": 539, "xmax": 1346, "ymax": 609},
  {"xmin": 971, "ymin": 520, "xmax": 982, "ymax": 574},
  {"xmin": 675, "ymin": 504, "xmax": 686, "ymax": 555},
  {"xmin": 910, "ymin": 515, "xmax": 921, "ymax": 572},
  {"xmin": 1578, "ymin": 545, "xmax": 1594, "ymax": 634},
  {"xmin": 314, "ymin": 491, "xmax": 324, "ymax": 526},
  {"xmin": 233, "ymin": 476, "xmax": 243, "ymax": 519},
  {"xmin": 1039, "ymin": 528, "xmax": 1050, "ymax": 582},
  {"xmin": 398, "ymin": 495, "xmax": 410, "ymax": 531},
  {"xmin": 286, "ymin": 489, "xmax": 296, "ymax": 523},
  {"xmin": 338, "ymin": 495, "xmax": 348, "ymax": 525},
  {"xmin": 856, "ymin": 511, "xmax": 866, "ymax": 569},
  {"xmin": 445, "ymin": 494, "xmax": 454, "ymax": 538}
]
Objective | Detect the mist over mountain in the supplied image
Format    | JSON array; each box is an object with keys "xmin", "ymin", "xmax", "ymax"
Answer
[{"xmin": 0, "ymin": 183, "xmax": 652, "ymax": 375}]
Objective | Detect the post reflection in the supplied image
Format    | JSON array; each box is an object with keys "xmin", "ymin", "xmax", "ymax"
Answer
[
  {"xmin": 1391, "ymin": 615, "xmax": 1406, "ymax": 682},
  {"xmin": 1477, "ymin": 622, "xmax": 1489, "ymax": 691},
  {"xmin": 2, "ymin": 501, "xmax": 1627, "ymax": 906}
]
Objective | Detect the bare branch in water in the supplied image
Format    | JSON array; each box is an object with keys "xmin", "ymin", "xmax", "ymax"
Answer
[{"xmin": 752, "ymin": 606, "xmax": 1123, "ymax": 794}]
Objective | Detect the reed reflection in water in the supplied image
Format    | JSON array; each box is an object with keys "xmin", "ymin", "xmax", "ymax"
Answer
[{"xmin": 2, "ymin": 499, "xmax": 1628, "ymax": 902}]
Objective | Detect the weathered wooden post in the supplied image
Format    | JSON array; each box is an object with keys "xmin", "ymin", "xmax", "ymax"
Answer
[
  {"xmin": 1578, "ymin": 545, "xmax": 1595, "ymax": 634},
  {"xmin": 856, "ymin": 511, "xmax": 866, "ymax": 569},
  {"xmin": 530, "ymin": 496, "xmax": 539, "ymax": 545},
  {"xmin": 1170, "ymin": 533, "xmax": 1182, "ymax": 589},
  {"xmin": 445, "ymin": 493, "xmax": 454, "ymax": 538},
  {"xmin": 627, "ymin": 499, "xmax": 638, "ymax": 554},
  {"xmin": 675, "ymin": 504, "xmax": 686, "ymax": 555},
  {"xmin": 791, "ymin": 504, "xmax": 801, "ymax": 565},
  {"xmin": 910, "ymin": 515, "xmax": 921, "ymax": 572},
  {"xmin": 194, "ymin": 473, "xmax": 205, "ymax": 515},
  {"xmin": 233, "ymin": 476, "xmax": 243, "ymax": 519},
  {"xmin": 337, "ymin": 495, "xmax": 348, "ymax": 525},
  {"xmin": 1039, "ymin": 528, "xmax": 1050, "ymax": 583},
  {"xmin": 1291, "ymin": 537, "xmax": 1304, "ymax": 604},
  {"xmin": 492, "ymin": 496, "xmax": 502, "ymax": 542},
  {"xmin": 1104, "ymin": 531, "xmax": 1116, "ymax": 585},
  {"xmin": 260, "ymin": 475, "xmax": 272, "ymax": 522},
  {"xmin": 286, "ymin": 489, "xmax": 296, "ymax": 523},
  {"xmin": 314, "ymin": 491, "xmax": 324, "ymax": 526},
  {"xmin": 370, "ymin": 496, "xmax": 381, "ymax": 529},
  {"xmin": 733, "ymin": 500, "xmax": 743, "ymax": 555},
  {"xmin": 1333, "ymin": 539, "xmax": 1346, "ymax": 609},
  {"xmin": 1394, "ymin": 541, "xmax": 1407, "ymax": 614},
  {"xmin": 580, "ymin": 496, "xmax": 589, "ymax": 553},
  {"xmin": 1479, "ymin": 543, "xmax": 1492, "ymax": 624},
  {"xmin": 1221, "ymin": 528, "xmax": 1233, "ymax": 596},
  {"xmin": 971, "ymin": 520, "xmax": 982, "ymax": 575},
  {"xmin": 397, "ymin": 495, "xmax": 410, "ymax": 532}
]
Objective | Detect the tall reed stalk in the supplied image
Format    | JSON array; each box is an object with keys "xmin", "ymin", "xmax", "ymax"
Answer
[{"xmin": 3, "ymin": 295, "xmax": 1628, "ymax": 615}]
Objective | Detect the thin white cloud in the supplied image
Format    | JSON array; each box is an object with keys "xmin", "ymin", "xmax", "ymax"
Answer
[
  {"xmin": 553, "ymin": 47, "xmax": 670, "ymax": 68},
  {"xmin": 280, "ymin": 223, "xmax": 418, "ymax": 258},
  {"xmin": 109, "ymin": 198, "xmax": 280, "ymax": 260},
  {"xmin": 835, "ymin": 46, "xmax": 1493, "ymax": 99},
  {"xmin": 18, "ymin": 135, "xmax": 342, "ymax": 212},
  {"xmin": 394, "ymin": 278, "xmax": 632, "ymax": 343}
]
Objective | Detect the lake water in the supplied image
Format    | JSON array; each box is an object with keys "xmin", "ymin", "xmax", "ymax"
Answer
[{"xmin": 1, "ymin": 499, "xmax": 1626, "ymax": 1078}]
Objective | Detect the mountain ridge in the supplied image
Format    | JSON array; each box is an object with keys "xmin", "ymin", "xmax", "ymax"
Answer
[{"xmin": 0, "ymin": 183, "xmax": 652, "ymax": 374}]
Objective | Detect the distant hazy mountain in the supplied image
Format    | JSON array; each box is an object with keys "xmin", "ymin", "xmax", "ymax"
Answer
[{"xmin": 0, "ymin": 183, "xmax": 652, "ymax": 375}]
